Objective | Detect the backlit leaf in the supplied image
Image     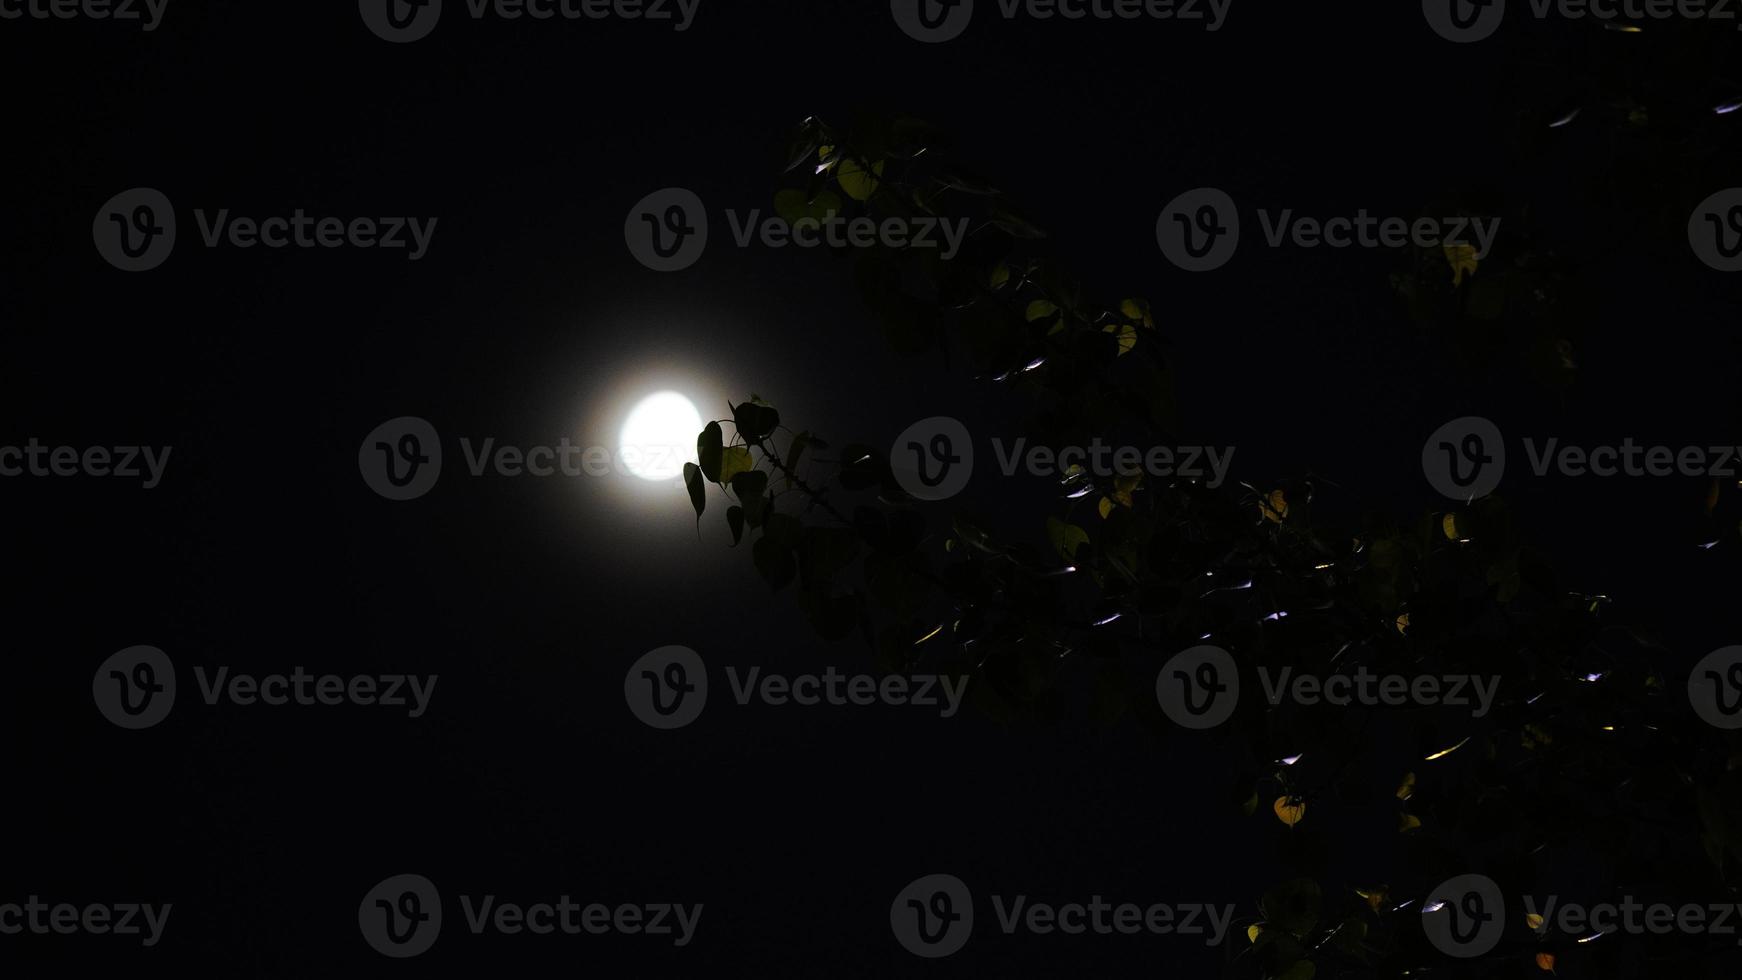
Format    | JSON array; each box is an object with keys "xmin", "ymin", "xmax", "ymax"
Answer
[
  {"xmin": 720, "ymin": 446, "xmax": 755, "ymax": 485},
  {"xmin": 836, "ymin": 157, "xmax": 885, "ymax": 201},
  {"xmin": 1446, "ymin": 242, "xmax": 1479, "ymax": 286},
  {"xmin": 1261, "ymin": 489, "xmax": 1289, "ymax": 523},
  {"xmin": 1274, "ymin": 796, "xmax": 1306, "ymax": 827}
]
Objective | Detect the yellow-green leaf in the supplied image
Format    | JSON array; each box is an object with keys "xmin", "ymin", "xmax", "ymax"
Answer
[
  {"xmin": 837, "ymin": 157, "xmax": 885, "ymax": 202},
  {"xmin": 1025, "ymin": 299, "xmax": 1059, "ymax": 322},
  {"xmin": 719, "ymin": 446, "xmax": 754, "ymax": 485},
  {"xmin": 1103, "ymin": 322, "xmax": 1137, "ymax": 355},
  {"xmin": 1446, "ymin": 243, "xmax": 1479, "ymax": 286}
]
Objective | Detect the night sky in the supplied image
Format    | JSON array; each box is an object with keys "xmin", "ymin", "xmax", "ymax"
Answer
[{"xmin": 5, "ymin": 1, "xmax": 1742, "ymax": 974}]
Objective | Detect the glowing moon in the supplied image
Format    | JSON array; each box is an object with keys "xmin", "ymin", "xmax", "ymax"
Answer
[{"xmin": 619, "ymin": 391, "xmax": 703, "ymax": 481}]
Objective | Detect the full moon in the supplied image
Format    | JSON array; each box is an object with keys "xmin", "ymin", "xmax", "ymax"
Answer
[{"xmin": 619, "ymin": 390, "xmax": 703, "ymax": 481}]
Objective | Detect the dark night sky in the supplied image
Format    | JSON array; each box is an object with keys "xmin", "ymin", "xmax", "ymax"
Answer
[{"xmin": 4, "ymin": 1, "xmax": 1741, "ymax": 974}]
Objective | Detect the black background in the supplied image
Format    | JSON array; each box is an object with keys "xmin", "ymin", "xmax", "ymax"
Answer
[{"xmin": 4, "ymin": 0, "xmax": 1741, "ymax": 974}]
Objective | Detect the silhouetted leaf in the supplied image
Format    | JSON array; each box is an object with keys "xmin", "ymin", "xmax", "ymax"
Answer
[
  {"xmin": 731, "ymin": 470, "xmax": 769, "ymax": 502},
  {"xmin": 683, "ymin": 462, "xmax": 705, "ymax": 522},
  {"xmin": 698, "ymin": 422, "xmax": 723, "ymax": 483},
  {"xmin": 733, "ymin": 401, "xmax": 781, "ymax": 442},
  {"xmin": 734, "ymin": 470, "xmax": 771, "ymax": 528}
]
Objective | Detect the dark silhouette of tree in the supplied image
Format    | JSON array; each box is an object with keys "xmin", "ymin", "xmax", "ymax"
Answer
[{"xmin": 682, "ymin": 93, "xmax": 1742, "ymax": 978}]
